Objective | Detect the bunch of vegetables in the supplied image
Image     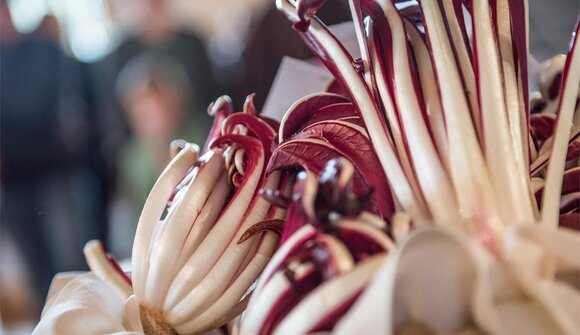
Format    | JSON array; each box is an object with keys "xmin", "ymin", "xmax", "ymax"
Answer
[
  {"xmin": 240, "ymin": 157, "xmax": 395, "ymax": 334},
  {"xmin": 35, "ymin": 96, "xmax": 288, "ymax": 334},
  {"xmin": 240, "ymin": 0, "xmax": 579, "ymax": 333},
  {"xmin": 34, "ymin": 0, "xmax": 579, "ymax": 334}
]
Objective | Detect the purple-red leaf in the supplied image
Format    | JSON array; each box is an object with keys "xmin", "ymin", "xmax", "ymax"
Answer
[
  {"xmin": 280, "ymin": 93, "xmax": 351, "ymax": 141},
  {"xmin": 267, "ymin": 138, "xmax": 382, "ymax": 217},
  {"xmin": 238, "ymin": 219, "xmax": 286, "ymax": 244},
  {"xmin": 221, "ymin": 113, "xmax": 277, "ymax": 160},
  {"xmin": 301, "ymin": 121, "xmax": 394, "ymax": 218}
]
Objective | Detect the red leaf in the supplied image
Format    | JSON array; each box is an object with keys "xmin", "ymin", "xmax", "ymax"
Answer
[{"xmin": 280, "ymin": 93, "xmax": 351, "ymax": 141}]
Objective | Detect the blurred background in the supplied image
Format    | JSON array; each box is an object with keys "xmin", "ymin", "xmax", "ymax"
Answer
[{"xmin": 0, "ymin": 0, "xmax": 577, "ymax": 333}]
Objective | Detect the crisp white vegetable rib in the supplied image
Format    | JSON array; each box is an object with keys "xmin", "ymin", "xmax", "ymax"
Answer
[
  {"xmin": 131, "ymin": 146, "xmax": 197, "ymax": 300},
  {"xmin": 541, "ymin": 29, "xmax": 580, "ymax": 228},
  {"xmin": 277, "ymin": 0, "xmax": 429, "ymax": 221},
  {"xmin": 497, "ymin": 0, "xmax": 539, "ymax": 219},
  {"xmin": 83, "ymin": 240, "xmax": 132, "ymax": 301},
  {"xmin": 368, "ymin": 26, "xmax": 427, "ymax": 218},
  {"xmin": 150, "ymin": 168, "xmax": 198, "ymax": 249},
  {"xmin": 348, "ymin": 0, "xmax": 372, "ymax": 86},
  {"xmin": 166, "ymin": 172, "xmax": 281, "ymax": 324},
  {"xmin": 382, "ymin": 2, "xmax": 459, "ymax": 224},
  {"xmin": 404, "ymin": 19, "xmax": 450, "ymax": 171},
  {"xmin": 232, "ymin": 229, "xmax": 263, "ymax": 283},
  {"xmin": 143, "ymin": 151, "xmax": 225, "ymax": 309},
  {"xmin": 143, "ymin": 166, "xmax": 197, "ymax": 283},
  {"xmin": 496, "ymin": 0, "xmax": 536, "ymax": 220},
  {"xmin": 495, "ymin": 0, "xmax": 522, "ymax": 160},
  {"xmin": 176, "ymin": 233, "xmax": 279, "ymax": 333},
  {"xmin": 167, "ymin": 168, "xmax": 195, "ymax": 210},
  {"xmin": 419, "ymin": 0, "xmax": 503, "ymax": 246},
  {"xmin": 175, "ymin": 172, "xmax": 231, "ymax": 269},
  {"xmin": 519, "ymin": 0, "xmax": 532, "ymax": 167},
  {"xmin": 440, "ymin": 0, "xmax": 481, "ymax": 139},
  {"xmin": 471, "ymin": 0, "xmax": 534, "ymax": 225},
  {"xmin": 163, "ymin": 150, "xmax": 265, "ymax": 310},
  {"xmin": 153, "ymin": 180, "xmax": 191, "ymax": 247},
  {"xmin": 273, "ymin": 253, "xmax": 386, "ymax": 335}
]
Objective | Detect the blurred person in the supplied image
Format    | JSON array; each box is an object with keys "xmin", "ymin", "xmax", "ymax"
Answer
[
  {"xmin": 103, "ymin": 0, "xmax": 217, "ymax": 124},
  {"xmin": 110, "ymin": 52, "xmax": 206, "ymax": 257},
  {"xmin": 96, "ymin": 2, "xmax": 215, "ymax": 251},
  {"xmin": 0, "ymin": 2, "xmax": 108, "ymax": 315}
]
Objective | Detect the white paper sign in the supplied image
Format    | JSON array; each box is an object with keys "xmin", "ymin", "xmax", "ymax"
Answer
[
  {"xmin": 261, "ymin": 57, "xmax": 332, "ymax": 121},
  {"xmin": 261, "ymin": 22, "xmax": 359, "ymax": 121}
]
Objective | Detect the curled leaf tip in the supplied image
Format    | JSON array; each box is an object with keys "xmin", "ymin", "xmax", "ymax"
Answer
[
  {"xmin": 169, "ymin": 139, "xmax": 188, "ymax": 157},
  {"xmin": 237, "ymin": 219, "xmax": 285, "ymax": 244},
  {"xmin": 243, "ymin": 93, "xmax": 258, "ymax": 115},
  {"xmin": 208, "ymin": 95, "xmax": 233, "ymax": 117}
]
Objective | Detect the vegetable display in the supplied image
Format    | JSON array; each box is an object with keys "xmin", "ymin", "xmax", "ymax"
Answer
[{"xmin": 34, "ymin": 0, "xmax": 579, "ymax": 334}]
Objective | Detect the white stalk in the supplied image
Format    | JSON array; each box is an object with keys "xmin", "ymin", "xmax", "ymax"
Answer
[
  {"xmin": 420, "ymin": 0, "xmax": 503, "ymax": 248},
  {"xmin": 166, "ymin": 172, "xmax": 281, "ymax": 324},
  {"xmin": 368, "ymin": 26, "xmax": 428, "ymax": 218},
  {"xmin": 143, "ymin": 151, "xmax": 225, "ymax": 309},
  {"xmin": 131, "ymin": 146, "xmax": 198, "ymax": 300},
  {"xmin": 162, "ymin": 151, "xmax": 265, "ymax": 310},
  {"xmin": 541, "ymin": 30, "xmax": 580, "ymax": 228},
  {"xmin": 404, "ymin": 19, "xmax": 450, "ymax": 171},
  {"xmin": 381, "ymin": 2, "xmax": 459, "ymax": 224},
  {"xmin": 440, "ymin": 0, "xmax": 481, "ymax": 139},
  {"xmin": 496, "ymin": 0, "xmax": 535, "ymax": 220},
  {"xmin": 174, "ymin": 172, "xmax": 231, "ymax": 269},
  {"xmin": 176, "ymin": 232, "xmax": 278, "ymax": 334},
  {"xmin": 348, "ymin": 0, "xmax": 373, "ymax": 86},
  {"xmin": 84, "ymin": 240, "xmax": 132, "ymax": 301},
  {"xmin": 471, "ymin": 0, "xmax": 535, "ymax": 225}
]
